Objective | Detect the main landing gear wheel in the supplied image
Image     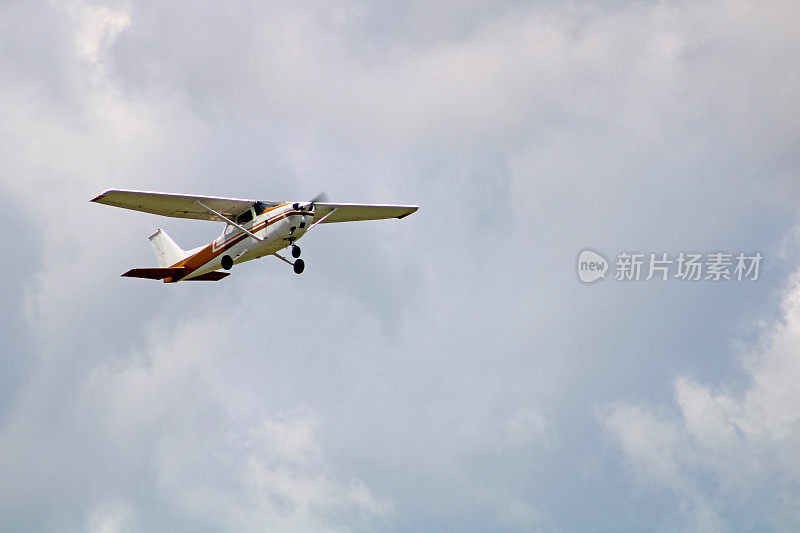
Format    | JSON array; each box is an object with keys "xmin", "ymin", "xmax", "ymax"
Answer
[
  {"xmin": 221, "ymin": 255, "xmax": 233, "ymax": 270},
  {"xmin": 291, "ymin": 245, "xmax": 301, "ymax": 258},
  {"xmin": 293, "ymin": 259, "xmax": 305, "ymax": 274}
]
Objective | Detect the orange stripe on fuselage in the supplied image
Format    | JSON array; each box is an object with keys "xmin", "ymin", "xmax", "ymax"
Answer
[{"xmin": 170, "ymin": 205, "xmax": 308, "ymax": 281}]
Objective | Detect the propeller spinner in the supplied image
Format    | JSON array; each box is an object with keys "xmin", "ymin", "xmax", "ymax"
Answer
[{"xmin": 293, "ymin": 192, "xmax": 327, "ymax": 212}]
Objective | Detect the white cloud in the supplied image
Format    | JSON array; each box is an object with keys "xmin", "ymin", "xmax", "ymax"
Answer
[
  {"xmin": 86, "ymin": 500, "xmax": 138, "ymax": 533},
  {"xmin": 77, "ymin": 297, "xmax": 392, "ymax": 531},
  {"xmin": 602, "ymin": 270, "xmax": 800, "ymax": 530},
  {"xmin": 65, "ymin": 1, "xmax": 131, "ymax": 64}
]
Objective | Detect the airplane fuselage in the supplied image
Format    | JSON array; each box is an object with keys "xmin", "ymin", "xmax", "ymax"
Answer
[{"xmin": 171, "ymin": 203, "xmax": 312, "ymax": 282}]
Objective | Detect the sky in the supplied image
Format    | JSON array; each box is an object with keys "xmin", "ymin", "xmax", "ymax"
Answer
[{"xmin": 1, "ymin": 0, "xmax": 799, "ymax": 531}]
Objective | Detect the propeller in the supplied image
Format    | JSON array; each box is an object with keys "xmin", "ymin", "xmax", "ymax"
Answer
[
  {"xmin": 308, "ymin": 191, "xmax": 327, "ymax": 210},
  {"xmin": 294, "ymin": 192, "xmax": 328, "ymax": 212}
]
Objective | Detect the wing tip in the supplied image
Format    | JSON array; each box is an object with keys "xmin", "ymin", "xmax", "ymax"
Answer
[
  {"xmin": 396, "ymin": 206, "xmax": 419, "ymax": 219},
  {"xmin": 91, "ymin": 188, "xmax": 122, "ymax": 203},
  {"xmin": 90, "ymin": 191, "xmax": 109, "ymax": 203}
]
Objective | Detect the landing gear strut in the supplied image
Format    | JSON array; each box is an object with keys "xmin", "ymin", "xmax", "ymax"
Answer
[{"xmin": 272, "ymin": 250, "xmax": 306, "ymax": 274}]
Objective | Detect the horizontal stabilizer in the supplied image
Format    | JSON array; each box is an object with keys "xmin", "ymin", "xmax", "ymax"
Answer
[
  {"xmin": 122, "ymin": 267, "xmax": 186, "ymax": 280},
  {"xmin": 186, "ymin": 272, "xmax": 230, "ymax": 281}
]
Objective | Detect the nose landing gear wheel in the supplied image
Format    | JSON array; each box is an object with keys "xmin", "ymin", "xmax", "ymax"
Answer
[
  {"xmin": 291, "ymin": 245, "xmax": 301, "ymax": 258},
  {"xmin": 293, "ymin": 259, "xmax": 305, "ymax": 274}
]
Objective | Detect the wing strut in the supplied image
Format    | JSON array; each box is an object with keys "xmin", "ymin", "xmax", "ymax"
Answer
[
  {"xmin": 196, "ymin": 200, "xmax": 263, "ymax": 241},
  {"xmin": 307, "ymin": 207, "xmax": 338, "ymax": 231}
]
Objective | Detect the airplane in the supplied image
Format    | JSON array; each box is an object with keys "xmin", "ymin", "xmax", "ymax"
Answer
[{"xmin": 91, "ymin": 189, "xmax": 418, "ymax": 282}]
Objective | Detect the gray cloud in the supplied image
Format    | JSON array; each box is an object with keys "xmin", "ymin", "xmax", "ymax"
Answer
[
  {"xmin": 601, "ymin": 273, "xmax": 800, "ymax": 529},
  {"xmin": 1, "ymin": 0, "xmax": 799, "ymax": 530}
]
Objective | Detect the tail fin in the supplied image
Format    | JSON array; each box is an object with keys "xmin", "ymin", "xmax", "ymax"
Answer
[{"xmin": 149, "ymin": 229, "xmax": 189, "ymax": 268}]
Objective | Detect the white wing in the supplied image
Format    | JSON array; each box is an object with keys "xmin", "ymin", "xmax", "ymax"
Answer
[
  {"xmin": 313, "ymin": 203, "xmax": 418, "ymax": 223},
  {"xmin": 91, "ymin": 189, "xmax": 279, "ymax": 221},
  {"xmin": 91, "ymin": 190, "xmax": 418, "ymax": 223}
]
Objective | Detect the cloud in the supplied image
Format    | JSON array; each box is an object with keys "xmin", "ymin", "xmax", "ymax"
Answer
[
  {"xmin": 1, "ymin": 0, "xmax": 800, "ymax": 531},
  {"xmin": 1, "ymin": 286, "xmax": 393, "ymax": 531},
  {"xmin": 65, "ymin": 1, "xmax": 131, "ymax": 65},
  {"xmin": 602, "ymin": 269, "xmax": 800, "ymax": 530}
]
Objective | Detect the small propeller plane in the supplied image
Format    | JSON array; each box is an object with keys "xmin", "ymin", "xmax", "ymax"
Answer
[{"xmin": 91, "ymin": 189, "xmax": 418, "ymax": 282}]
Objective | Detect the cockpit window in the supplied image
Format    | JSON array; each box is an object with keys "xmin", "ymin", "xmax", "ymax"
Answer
[
  {"xmin": 253, "ymin": 201, "xmax": 269, "ymax": 215},
  {"xmin": 236, "ymin": 209, "xmax": 253, "ymax": 225}
]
